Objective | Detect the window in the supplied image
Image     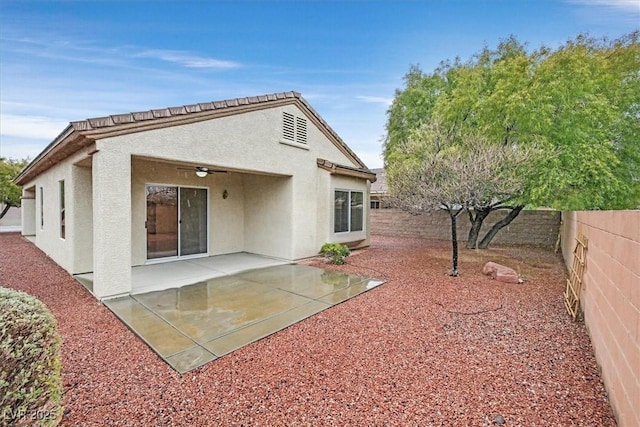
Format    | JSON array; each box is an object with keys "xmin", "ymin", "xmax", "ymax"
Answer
[
  {"xmin": 282, "ymin": 112, "xmax": 307, "ymax": 144},
  {"xmin": 39, "ymin": 187, "xmax": 44, "ymax": 229},
  {"xmin": 334, "ymin": 190, "xmax": 363, "ymax": 233},
  {"xmin": 59, "ymin": 180, "xmax": 65, "ymax": 239},
  {"xmin": 370, "ymin": 200, "xmax": 381, "ymax": 209}
]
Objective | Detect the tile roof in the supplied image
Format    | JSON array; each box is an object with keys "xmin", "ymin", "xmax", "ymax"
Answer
[
  {"xmin": 69, "ymin": 92, "xmax": 301, "ymax": 132},
  {"xmin": 370, "ymin": 168, "xmax": 387, "ymax": 193},
  {"xmin": 15, "ymin": 91, "xmax": 369, "ymax": 185},
  {"xmin": 316, "ymin": 159, "xmax": 376, "ymax": 182}
]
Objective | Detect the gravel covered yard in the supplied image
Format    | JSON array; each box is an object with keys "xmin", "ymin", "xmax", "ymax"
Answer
[{"xmin": 0, "ymin": 233, "xmax": 616, "ymax": 426}]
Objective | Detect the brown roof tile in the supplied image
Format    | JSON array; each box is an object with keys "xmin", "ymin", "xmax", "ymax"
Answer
[
  {"xmin": 111, "ymin": 114, "xmax": 136, "ymax": 124},
  {"xmin": 151, "ymin": 108, "xmax": 171, "ymax": 118},
  {"xmin": 198, "ymin": 102, "xmax": 214, "ymax": 111},
  {"xmin": 184, "ymin": 104, "xmax": 201, "ymax": 113},
  {"xmin": 88, "ymin": 116, "xmax": 114, "ymax": 128},
  {"xmin": 168, "ymin": 106, "xmax": 187, "ymax": 115}
]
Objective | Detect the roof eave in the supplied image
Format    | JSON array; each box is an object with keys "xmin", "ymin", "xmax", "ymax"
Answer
[{"xmin": 316, "ymin": 158, "xmax": 377, "ymax": 182}]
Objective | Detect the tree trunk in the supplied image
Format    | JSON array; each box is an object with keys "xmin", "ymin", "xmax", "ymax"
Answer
[
  {"xmin": 448, "ymin": 207, "xmax": 464, "ymax": 276},
  {"xmin": 0, "ymin": 204, "xmax": 11, "ymax": 221},
  {"xmin": 466, "ymin": 207, "xmax": 491, "ymax": 249},
  {"xmin": 477, "ymin": 205, "xmax": 524, "ymax": 249}
]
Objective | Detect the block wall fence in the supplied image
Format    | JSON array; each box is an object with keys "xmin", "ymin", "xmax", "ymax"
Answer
[
  {"xmin": 370, "ymin": 208, "xmax": 561, "ymax": 247},
  {"xmin": 561, "ymin": 211, "xmax": 640, "ymax": 427}
]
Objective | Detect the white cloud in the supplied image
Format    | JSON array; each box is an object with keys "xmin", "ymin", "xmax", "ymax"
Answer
[
  {"xmin": 135, "ymin": 49, "xmax": 241, "ymax": 69},
  {"xmin": 2, "ymin": 36, "xmax": 242, "ymax": 72},
  {"xmin": 0, "ymin": 114, "xmax": 68, "ymax": 140},
  {"xmin": 0, "ymin": 137, "xmax": 48, "ymax": 162},
  {"xmin": 356, "ymin": 95, "xmax": 394, "ymax": 107},
  {"xmin": 563, "ymin": 0, "xmax": 639, "ymax": 29},
  {"xmin": 566, "ymin": 0, "xmax": 640, "ymax": 12}
]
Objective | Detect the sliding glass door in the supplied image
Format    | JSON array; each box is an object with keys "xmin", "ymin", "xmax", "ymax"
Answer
[
  {"xmin": 179, "ymin": 187, "xmax": 208, "ymax": 256},
  {"xmin": 146, "ymin": 185, "xmax": 208, "ymax": 260},
  {"xmin": 146, "ymin": 186, "xmax": 178, "ymax": 259}
]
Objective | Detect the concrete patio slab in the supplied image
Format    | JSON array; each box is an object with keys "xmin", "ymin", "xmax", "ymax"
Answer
[
  {"xmin": 103, "ymin": 263, "xmax": 385, "ymax": 373},
  {"xmin": 203, "ymin": 300, "xmax": 330, "ymax": 357}
]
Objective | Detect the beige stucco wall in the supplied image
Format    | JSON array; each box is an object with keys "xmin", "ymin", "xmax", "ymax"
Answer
[
  {"xmin": 106, "ymin": 105, "xmax": 353, "ymax": 177},
  {"xmin": 211, "ymin": 172, "xmax": 246, "ymax": 256},
  {"xmin": 30, "ymin": 164, "xmax": 70, "ymax": 271},
  {"xmin": 20, "ymin": 190, "xmax": 36, "ymax": 235},
  {"xmin": 561, "ymin": 211, "xmax": 640, "ymax": 427},
  {"xmin": 92, "ymin": 147, "xmax": 132, "ymax": 297},
  {"xmin": 71, "ymin": 164, "xmax": 93, "ymax": 273},
  {"xmin": 20, "ymin": 150, "xmax": 91, "ymax": 275},
  {"xmin": 243, "ymin": 174, "xmax": 293, "ymax": 259}
]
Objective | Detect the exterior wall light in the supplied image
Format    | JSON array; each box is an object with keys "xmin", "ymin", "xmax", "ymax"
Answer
[{"xmin": 222, "ymin": 189, "xmax": 228, "ymax": 199}]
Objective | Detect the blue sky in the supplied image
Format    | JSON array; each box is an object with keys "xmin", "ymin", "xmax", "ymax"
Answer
[{"xmin": 0, "ymin": 0, "xmax": 638, "ymax": 168}]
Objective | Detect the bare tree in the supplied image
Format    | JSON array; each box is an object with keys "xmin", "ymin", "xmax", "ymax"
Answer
[{"xmin": 387, "ymin": 123, "xmax": 539, "ymax": 276}]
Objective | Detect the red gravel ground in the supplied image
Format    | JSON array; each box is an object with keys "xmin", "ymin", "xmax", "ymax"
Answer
[{"xmin": 0, "ymin": 233, "xmax": 616, "ymax": 426}]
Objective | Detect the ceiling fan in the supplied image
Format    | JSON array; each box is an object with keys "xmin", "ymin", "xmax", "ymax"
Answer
[{"xmin": 177, "ymin": 166, "xmax": 227, "ymax": 177}]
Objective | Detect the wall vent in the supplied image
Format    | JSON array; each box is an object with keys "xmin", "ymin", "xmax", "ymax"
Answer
[
  {"xmin": 295, "ymin": 116, "xmax": 307, "ymax": 144},
  {"xmin": 282, "ymin": 112, "xmax": 295, "ymax": 141}
]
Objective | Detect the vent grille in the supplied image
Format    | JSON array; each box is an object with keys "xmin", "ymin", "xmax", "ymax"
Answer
[
  {"xmin": 295, "ymin": 116, "xmax": 307, "ymax": 144},
  {"xmin": 282, "ymin": 111, "xmax": 308, "ymax": 144},
  {"xmin": 282, "ymin": 112, "xmax": 295, "ymax": 141}
]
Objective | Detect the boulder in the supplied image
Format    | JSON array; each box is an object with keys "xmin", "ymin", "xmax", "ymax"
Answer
[{"xmin": 483, "ymin": 261, "xmax": 522, "ymax": 284}]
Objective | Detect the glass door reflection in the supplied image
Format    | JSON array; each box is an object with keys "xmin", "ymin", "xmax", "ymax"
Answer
[
  {"xmin": 146, "ymin": 185, "xmax": 178, "ymax": 259},
  {"xmin": 179, "ymin": 187, "xmax": 208, "ymax": 256},
  {"xmin": 146, "ymin": 185, "xmax": 208, "ymax": 261}
]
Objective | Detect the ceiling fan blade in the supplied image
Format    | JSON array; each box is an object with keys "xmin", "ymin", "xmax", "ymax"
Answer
[
  {"xmin": 176, "ymin": 166, "xmax": 227, "ymax": 174},
  {"xmin": 197, "ymin": 167, "xmax": 228, "ymax": 174}
]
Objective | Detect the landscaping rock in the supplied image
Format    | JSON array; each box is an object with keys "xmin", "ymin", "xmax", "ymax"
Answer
[
  {"xmin": 494, "ymin": 414, "xmax": 506, "ymax": 424},
  {"xmin": 483, "ymin": 261, "xmax": 522, "ymax": 283}
]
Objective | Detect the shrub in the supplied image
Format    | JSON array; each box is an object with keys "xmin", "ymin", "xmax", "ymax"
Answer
[
  {"xmin": 320, "ymin": 243, "xmax": 351, "ymax": 265},
  {"xmin": 0, "ymin": 287, "xmax": 63, "ymax": 426}
]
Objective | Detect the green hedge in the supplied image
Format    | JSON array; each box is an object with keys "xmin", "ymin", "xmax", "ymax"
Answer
[{"xmin": 0, "ymin": 287, "xmax": 63, "ymax": 426}]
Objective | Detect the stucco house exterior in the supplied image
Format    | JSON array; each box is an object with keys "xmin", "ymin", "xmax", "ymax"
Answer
[{"xmin": 15, "ymin": 91, "xmax": 376, "ymax": 300}]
